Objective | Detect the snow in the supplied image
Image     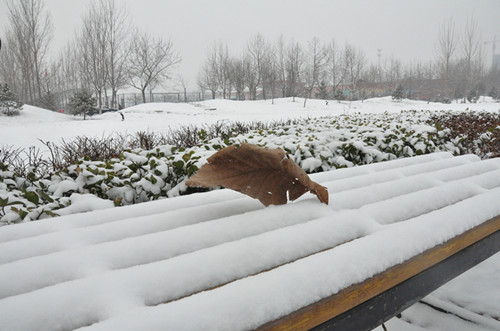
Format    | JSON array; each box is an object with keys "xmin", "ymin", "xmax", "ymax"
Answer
[
  {"xmin": 55, "ymin": 193, "xmax": 115, "ymax": 216},
  {"xmin": 0, "ymin": 153, "xmax": 500, "ymax": 330},
  {"xmin": 1, "ymin": 97, "xmax": 499, "ymax": 152},
  {"xmin": 1, "ymin": 97, "xmax": 500, "ymax": 330},
  {"xmin": 301, "ymin": 157, "xmax": 322, "ymax": 172},
  {"xmin": 50, "ymin": 179, "xmax": 80, "ymax": 197},
  {"xmin": 377, "ymin": 294, "xmax": 500, "ymax": 331}
]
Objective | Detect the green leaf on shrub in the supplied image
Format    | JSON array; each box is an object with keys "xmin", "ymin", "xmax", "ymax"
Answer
[
  {"xmin": 43, "ymin": 210, "xmax": 59, "ymax": 217},
  {"xmin": 187, "ymin": 164, "xmax": 198, "ymax": 176},
  {"xmin": 0, "ymin": 197, "xmax": 8, "ymax": 207},
  {"xmin": 173, "ymin": 160, "xmax": 184, "ymax": 170},
  {"xmin": 37, "ymin": 189, "xmax": 54, "ymax": 203},
  {"xmin": 7, "ymin": 201, "xmax": 25, "ymax": 206},
  {"xmin": 11, "ymin": 207, "xmax": 28, "ymax": 220},
  {"xmin": 25, "ymin": 191, "xmax": 39, "ymax": 204},
  {"xmin": 27, "ymin": 172, "xmax": 37, "ymax": 182}
]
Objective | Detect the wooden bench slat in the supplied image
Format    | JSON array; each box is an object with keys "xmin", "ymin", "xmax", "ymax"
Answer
[{"xmin": 259, "ymin": 214, "xmax": 500, "ymax": 330}]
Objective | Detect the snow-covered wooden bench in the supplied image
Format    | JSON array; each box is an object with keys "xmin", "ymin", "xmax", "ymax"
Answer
[{"xmin": 1, "ymin": 152, "xmax": 500, "ymax": 330}]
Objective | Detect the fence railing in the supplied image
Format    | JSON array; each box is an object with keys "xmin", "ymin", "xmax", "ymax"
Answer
[{"xmin": 116, "ymin": 92, "xmax": 203, "ymax": 108}]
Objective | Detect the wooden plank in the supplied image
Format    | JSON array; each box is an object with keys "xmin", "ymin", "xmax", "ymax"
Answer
[
  {"xmin": 258, "ymin": 214, "xmax": 500, "ymax": 331},
  {"xmin": 311, "ymin": 223, "xmax": 500, "ymax": 331}
]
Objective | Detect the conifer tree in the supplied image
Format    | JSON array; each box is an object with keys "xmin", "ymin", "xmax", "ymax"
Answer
[
  {"xmin": 392, "ymin": 84, "xmax": 404, "ymax": 101},
  {"xmin": 0, "ymin": 84, "xmax": 23, "ymax": 116},
  {"xmin": 315, "ymin": 80, "xmax": 329, "ymax": 100},
  {"xmin": 39, "ymin": 91, "xmax": 58, "ymax": 111},
  {"xmin": 334, "ymin": 89, "xmax": 344, "ymax": 100},
  {"xmin": 68, "ymin": 90, "xmax": 96, "ymax": 120}
]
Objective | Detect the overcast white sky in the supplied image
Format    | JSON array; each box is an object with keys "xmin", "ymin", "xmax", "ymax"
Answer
[{"xmin": 1, "ymin": 0, "xmax": 499, "ymax": 90}]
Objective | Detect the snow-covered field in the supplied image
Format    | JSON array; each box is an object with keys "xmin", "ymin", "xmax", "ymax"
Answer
[
  {"xmin": 1, "ymin": 96, "xmax": 499, "ymax": 150},
  {"xmin": 1, "ymin": 96, "xmax": 500, "ymax": 330}
]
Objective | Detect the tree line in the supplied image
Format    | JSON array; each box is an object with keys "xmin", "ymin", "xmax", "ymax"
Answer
[
  {"xmin": 0, "ymin": 0, "xmax": 180, "ymax": 113},
  {"xmin": 0, "ymin": 0, "xmax": 499, "ymax": 113},
  {"xmin": 198, "ymin": 17, "xmax": 499, "ymax": 104}
]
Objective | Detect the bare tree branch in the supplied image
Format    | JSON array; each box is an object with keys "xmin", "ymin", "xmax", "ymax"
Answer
[{"xmin": 127, "ymin": 31, "xmax": 181, "ymax": 103}]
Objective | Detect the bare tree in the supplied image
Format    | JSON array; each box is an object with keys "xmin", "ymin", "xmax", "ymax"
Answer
[
  {"xmin": 244, "ymin": 33, "xmax": 269, "ymax": 100},
  {"xmin": 196, "ymin": 74, "xmax": 206, "ymax": 101},
  {"xmin": 343, "ymin": 43, "xmax": 366, "ymax": 100},
  {"xmin": 263, "ymin": 48, "xmax": 279, "ymax": 104},
  {"xmin": 101, "ymin": 0, "xmax": 130, "ymax": 108},
  {"xmin": 127, "ymin": 30, "xmax": 181, "ymax": 103},
  {"xmin": 76, "ymin": 0, "xmax": 131, "ymax": 111},
  {"xmin": 177, "ymin": 75, "xmax": 189, "ymax": 102},
  {"xmin": 286, "ymin": 40, "xmax": 304, "ymax": 102},
  {"xmin": 385, "ymin": 55, "xmax": 402, "ymax": 88},
  {"xmin": 402, "ymin": 62, "xmax": 415, "ymax": 99},
  {"xmin": 77, "ymin": 1, "xmax": 109, "ymax": 112},
  {"xmin": 363, "ymin": 64, "xmax": 379, "ymax": 85},
  {"xmin": 302, "ymin": 37, "xmax": 327, "ymax": 107},
  {"xmin": 198, "ymin": 55, "xmax": 219, "ymax": 99},
  {"xmin": 326, "ymin": 39, "xmax": 346, "ymax": 98},
  {"xmin": 210, "ymin": 42, "xmax": 232, "ymax": 99},
  {"xmin": 461, "ymin": 15, "xmax": 482, "ymax": 100},
  {"xmin": 57, "ymin": 42, "xmax": 83, "ymax": 105},
  {"xmin": 229, "ymin": 58, "xmax": 246, "ymax": 100},
  {"xmin": 436, "ymin": 18, "xmax": 457, "ymax": 91},
  {"xmin": 5, "ymin": 0, "xmax": 53, "ymax": 104},
  {"xmin": 275, "ymin": 35, "xmax": 288, "ymax": 98},
  {"xmin": 243, "ymin": 54, "xmax": 258, "ymax": 100},
  {"xmin": 0, "ymin": 36, "xmax": 22, "ymax": 95}
]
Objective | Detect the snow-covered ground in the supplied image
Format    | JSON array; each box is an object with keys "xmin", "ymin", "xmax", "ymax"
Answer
[
  {"xmin": 1, "ymin": 97, "xmax": 500, "ymax": 330},
  {"xmin": 1, "ymin": 96, "xmax": 499, "ymax": 150}
]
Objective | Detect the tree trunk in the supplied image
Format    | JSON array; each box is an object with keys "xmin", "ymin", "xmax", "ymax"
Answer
[
  {"xmin": 104, "ymin": 89, "xmax": 109, "ymax": 107},
  {"xmin": 97, "ymin": 90, "xmax": 102, "ymax": 114},
  {"xmin": 111, "ymin": 90, "xmax": 117, "ymax": 108}
]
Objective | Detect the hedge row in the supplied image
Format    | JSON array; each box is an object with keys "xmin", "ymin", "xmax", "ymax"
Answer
[{"xmin": 2, "ymin": 110, "xmax": 497, "ymax": 224}]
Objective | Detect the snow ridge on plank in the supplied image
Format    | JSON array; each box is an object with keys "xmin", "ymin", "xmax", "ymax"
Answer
[
  {"xmin": 0, "ymin": 152, "xmax": 453, "ymax": 243},
  {"xmin": 2, "ymin": 161, "xmax": 497, "ymax": 300},
  {"xmin": 79, "ymin": 189, "xmax": 500, "ymax": 331},
  {"xmin": 0, "ymin": 153, "xmax": 499, "ymax": 331},
  {"xmin": 0, "ymin": 153, "xmax": 479, "ymax": 264}
]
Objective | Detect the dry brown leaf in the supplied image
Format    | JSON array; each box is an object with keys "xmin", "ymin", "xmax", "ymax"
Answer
[{"xmin": 186, "ymin": 143, "xmax": 329, "ymax": 206}]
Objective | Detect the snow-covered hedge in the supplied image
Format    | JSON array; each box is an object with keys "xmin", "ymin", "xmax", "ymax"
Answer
[{"xmin": 0, "ymin": 111, "xmax": 465, "ymax": 224}]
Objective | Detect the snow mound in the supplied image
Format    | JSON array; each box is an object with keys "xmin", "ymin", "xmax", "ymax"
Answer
[{"xmin": 1, "ymin": 104, "xmax": 71, "ymax": 123}]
